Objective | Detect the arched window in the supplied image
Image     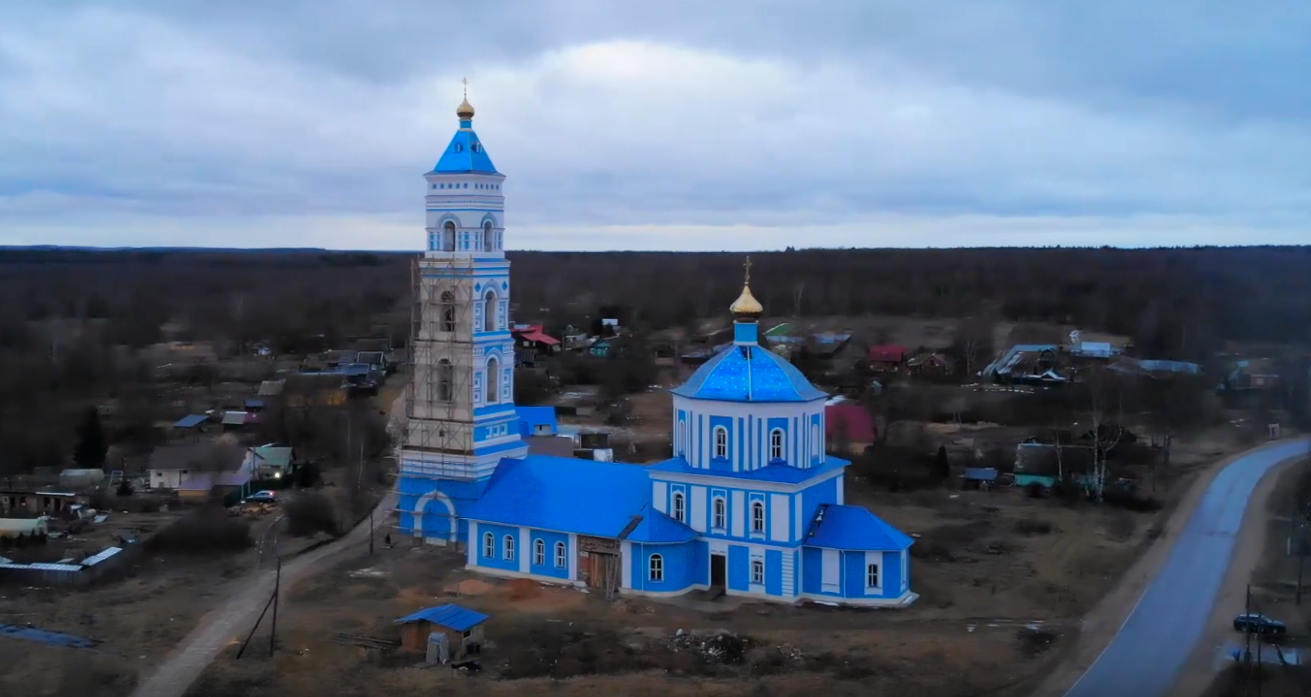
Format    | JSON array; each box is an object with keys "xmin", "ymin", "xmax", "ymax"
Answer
[
  {"xmin": 769, "ymin": 429, "xmax": 785, "ymax": 462},
  {"xmin": 503, "ymin": 534, "xmax": 515, "ymax": 561},
  {"xmin": 812, "ymin": 423, "xmax": 821, "ymax": 458},
  {"xmin": 866, "ymin": 563, "xmax": 880, "ymax": 588},
  {"xmin": 533, "ymin": 538, "xmax": 545, "ymax": 566},
  {"xmin": 483, "ymin": 221, "xmax": 495, "ymax": 251},
  {"xmin": 751, "ymin": 501, "xmax": 765, "ymax": 533},
  {"xmin": 712, "ymin": 497, "xmax": 726, "ymax": 530},
  {"xmin": 482, "ymin": 532, "xmax": 494, "ymax": 558},
  {"xmin": 713, "ymin": 426, "xmax": 729, "ymax": 459},
  {"xmin": 554, "ymin": 541, "xmax": 567, "ymax": 568},
  {"xmin": 436, "ymin": 359, "xmax": 454, "ymax": 402},
  {"xmin": 671, "ymin": 492, "xmax": 685, "ymax": 523},
  {"xmin": 439, "ymin": 290, "xmax": 456, "ymax": 333},
  {"xmin": 483, "ymin": 290, "xmax": 497, "ymax": 332},
  {"xmin": 677, "ymin": 418, "xmax": 686, "ymax": 455},
  {"xmin": 442, "ymin": 221, "xmax": 456, "ymax": 251},
  {"xmin": 649, "ymin": 554, "xmax": 664, "ymax": 582},
  {"xmin": 751, "ymin": 559, "xmax": 765, "ymax": 585},
  {"xmin": 486, "ymin": 356, "xmax": 500, "ymax": 403}
]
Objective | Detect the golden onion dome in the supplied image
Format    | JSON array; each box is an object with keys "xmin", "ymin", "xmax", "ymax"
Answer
[
  {"xmin": 456, "ymin": 97, "xmax": 475, "ymax": 120},
  {"xmin": 730, "ymin": 284, "xmax": 764, "ymax": 319}
]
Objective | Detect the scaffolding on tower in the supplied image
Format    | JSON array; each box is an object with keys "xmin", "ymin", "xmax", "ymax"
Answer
[{"xmin": 394, "ymin": 251, "xmax": 480, "ymax": 538}]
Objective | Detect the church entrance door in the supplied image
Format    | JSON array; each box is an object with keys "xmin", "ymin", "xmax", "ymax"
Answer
[{"xmin": 710, "ymin": 553, "xmax": 727, "ymax": 589}]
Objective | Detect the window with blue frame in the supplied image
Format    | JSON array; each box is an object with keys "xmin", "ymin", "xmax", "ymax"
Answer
[
  {"xmin": 672, "ymin": 492, "xmax": 686, "ymax": 523},
  {"xmin": 503, "ymin": 535, "xmax": 515, "ymax": 561},
  {"xmin": 751, "ymin": 559, "xmax": 764, "ymax": 585},
  {"xmin": 866, "ymin": 563, "xmax": 880, "ymax": 588},
  {"xmin": 713, "ymin": 426, "xmax": 729, "ymax": 459},
  {"xmin": 751, "ymin": 501, "xmax": 765, "ymax": 533},
  {"xmin": 769, "ymin": 429, "xmax": 785, "ymax": 461},
  {"xmin": 712, "ymin": 497, "xmax": 726, "ymax": 530},
  {"xmin": 533, "ymin": 538, "xmax": 545, "ymax": 566},
  {"xmin": 554, "ymin": 541, "xmax": 567, "ymax": 568},
  {"xmin": 482, "ymin": 532, "xmax": 494, "ymax": 558}
]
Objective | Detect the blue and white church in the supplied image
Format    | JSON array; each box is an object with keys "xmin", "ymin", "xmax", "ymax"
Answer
[{"xmin": 396, "ymin": 91, "xmax": 917, "ymax": 607}]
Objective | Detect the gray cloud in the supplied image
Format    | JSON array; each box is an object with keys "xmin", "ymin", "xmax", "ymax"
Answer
[{"xmin": 0, "ymin": 1, "xmax": 1308, "ymax": 249}]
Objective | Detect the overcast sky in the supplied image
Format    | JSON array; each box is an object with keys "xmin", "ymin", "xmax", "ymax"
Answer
[{"xmin": 2, "ymin": 1, "xmax": 1309, "ymax": 251}]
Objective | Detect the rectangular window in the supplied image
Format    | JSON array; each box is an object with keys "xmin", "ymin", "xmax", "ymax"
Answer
[
  {"xmin": 866, "ymin": 563, "xmax": 880, "ymax": 589},
  {"xmin": 751, "ymin": 559, "xmax": 764, "ymax": 585}
]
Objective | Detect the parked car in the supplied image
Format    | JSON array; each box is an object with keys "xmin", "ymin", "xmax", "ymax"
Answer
[
  {"xmin": 242, "ymin": 490, "xmax": 279, "ymax": 504},
  {"xmin": 1233, "ymin": 613, "xmax": 1286, "ymax": 636}
]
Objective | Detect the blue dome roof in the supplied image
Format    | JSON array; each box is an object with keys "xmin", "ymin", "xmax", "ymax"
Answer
[{"xmin": 671, "ymin": 344, "xmax": 827, "ymax": 403}]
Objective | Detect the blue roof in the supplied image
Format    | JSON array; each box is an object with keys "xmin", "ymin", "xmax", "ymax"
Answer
[
  {"xmin": 244, "ymin": 399, "xmax": 266, "ymax": 409},
  {"xmin": 516, "ymin": 406, "xmax": 558, "ymax": 428},
  {"xmin": 805, "ymin": 504, "xmax": 914, "ymax": 551},
  {"xmin": 394, "ymin": 604, "xmax": 489, "ymax": 631},
  {"xmin": 648, "ymin": 456, "xmax": 847, "ymax": 485},
  {"xmin": 671, "ymin": 342, "xmax": 827, "ymax": 403},
  {"xmin": 173, "ymin": 414, "xmax": 207, "ymax": 429},
  {"xmin": 462, "ymin": 456, "xmax": 652, "ymax": 538},
  {"xmin": 624, "ymin": 504, "xmax": 698, "ymax": 544},
  {"xmin": 430, "ymin": 124, "xmax": 498, "ymax": 174}
]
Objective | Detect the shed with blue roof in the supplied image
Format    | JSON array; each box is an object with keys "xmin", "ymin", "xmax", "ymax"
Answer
[
  {"xmin": 395, "ymin": 94, "xmax": 916, "ymax": 608},
  {"xmin": 394, "ymin": 604, "xmax": 489, "ymax": 658}
]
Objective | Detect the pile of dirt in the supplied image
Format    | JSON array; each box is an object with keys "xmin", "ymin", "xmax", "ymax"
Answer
[
  {"xmin": 505, "ymin": 578, "xmax": 541, "ymax": 601},
  {"xmin": 666, "ymin": 629, "xmax": 753, "ymax": 665},
  {"xmin": 447, "ymin": 578, "xmax": 494, "ymax": 596}
]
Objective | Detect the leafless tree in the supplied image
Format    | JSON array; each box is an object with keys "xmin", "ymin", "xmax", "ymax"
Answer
[
  {"xmin": 1085, "ymin": 366, "xmax": 1127, "ymax": 501},
  {"xmin": 791, "ymin": 281, "xmax": 806, "ymax": 317}
]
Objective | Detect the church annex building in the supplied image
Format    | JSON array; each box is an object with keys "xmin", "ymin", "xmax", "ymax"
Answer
[{"xmin": 394, "ymin": 91, "xmax": 917, "ymax": 607}]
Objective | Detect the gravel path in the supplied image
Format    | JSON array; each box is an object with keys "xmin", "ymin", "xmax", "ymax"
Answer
[{"xmin": 129, "ymin": 492, "xmax": 397, "ymax": 697}]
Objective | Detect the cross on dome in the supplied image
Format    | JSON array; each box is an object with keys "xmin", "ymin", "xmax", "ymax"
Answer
[
  {"xmin": 457, "ymin": 77, "xmax": 475, "ymax": 120},
  {"xmin": 729, "ymin": 254, "xmax": 764, "ymax": 320}
]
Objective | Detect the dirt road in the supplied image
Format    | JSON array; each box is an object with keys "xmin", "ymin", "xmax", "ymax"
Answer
[{"xmin": 128, "ymin": 491, "xmax": 397, "ymax": 697}]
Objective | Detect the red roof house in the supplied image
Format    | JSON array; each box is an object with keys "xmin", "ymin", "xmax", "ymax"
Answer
[
  {"xmin": 512, "ymin": 325, "xmax": 561, "ymax": 347},
  {"xmin": 825, "ymin": 403, "xmax": 877, "ymax": 449},
  {"xmin": 867, "ymin": 345, "xmax": 907, "ymax": 368}
]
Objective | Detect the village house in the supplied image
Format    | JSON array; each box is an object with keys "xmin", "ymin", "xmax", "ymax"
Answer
[
  {"xmin": 147, "ymin": 443, "xmax": 254, "ymax": 499},
  {"xmin": 824, "ymin": 403, "xmax": 877, "ymax": 455},
  {"xmin": 0, "ymin": 489, "xmax": 84, "ymax": 518},
  {"xmin": 866, "ymin": 345, "xmax": 907, "ymax": 372},
  {"xmin": 906, "ymin": 352, "xmax": 954, "ymax": 377},
  {"xmin": 511, "ymin": 324, "xmax": 561, "ymax": 367},
  {"xmin": 250, "ymin": 444, "xmax": 296, "ymax": 478}
]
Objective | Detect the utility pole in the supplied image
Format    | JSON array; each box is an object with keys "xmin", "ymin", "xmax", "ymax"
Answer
[
  {"xmin": 370, "ymin": 506, "xmax": 375, "ymax": 555},
  {"xmin": 269, "ymin": 557, "xmax": 281, "ymax": 657}
]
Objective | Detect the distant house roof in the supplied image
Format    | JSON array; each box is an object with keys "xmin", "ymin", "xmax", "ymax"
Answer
[
  {"xmin": 806, "ymin": 504, "xmax": 914, "ymax": 551},
  {"xmin": 176, "ymin": 469, "xmax": 254, "ymax": 491},
  {"xmin": 516, "ymin": 406, "xmax": 558, "ymax": 436},
  {"xmin": 868, "ymin": 345, "xmax": 907, "ymax": 363},
  {"xmin": 523, "ymin": 435, "xmax": 578, "ymax": 458},
  {"xmin": 907, "ymin": 352, "xmax": 953, "ymax": 369},
  {"xmin": 251, "ymin": 445, "xmax": 293, "ymax": 468},
  {"xmin": 764, "ymin": 323, "xmax": 793, "ymax": 337},
  {"xmin": 962, "ymin": 467, "xmax": 999, "ymax": 481},
  {"xmin": 394, "ymin": 604, "xmax": 489, "ymax": 632},
  {"xmin": 257, "ymin": 380, "xmax": 286, "ymax": 397},
  {"xmin": 982, "ymin": 344, "xmax": 1059, "ymax": 378},
  {"xmin": 222, "ymin": 411, "xmax": 247, "ymax": 426},
  {"xmin": 149, "ymin": 444, "xmax": 248, "ymax": 472},
  {"xmin": 1071, "ymin": 341, "xmax": 1118, "ymax": 358},
  {"xmin": 512, "ymin": 325, "xmax": 561, "ymax": 346},
  {"xmin": 173, "ymin": 414, "xmax": 208, "ymax": 429},
  {"xmin": 825, "ymin": 403, "xmax": 876, "ymax": 443},
  {"xmin": 244, "ymin": 399, "xmax": 266, "ymax": 409}
]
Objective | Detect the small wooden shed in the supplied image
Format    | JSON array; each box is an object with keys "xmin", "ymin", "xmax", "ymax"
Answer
[{"xmin": 394, "ymin": 604, "xmax": 489, "ymax": 660}]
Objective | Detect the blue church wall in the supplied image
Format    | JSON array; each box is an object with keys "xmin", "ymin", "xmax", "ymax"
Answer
[
  {"xmin": 801, "ymin": 546, "xmax": 840, "ymax": 597},
  {"xmin": 526, "ymin": 529, "xmax": 570, "ymax": 580},
  {"xmin": 629, "ymin": 541, "xmax": 703, "ymax": 593},
  {"xmin": 841, "ymin": 550, "xmax": 905, "ymax": 599},
  {"xmin": 809, "ymin": 413, "xmax": 823, "ymax": 465},
  {"xmin": 765, "ymin": 549, "xmax": 784, "ymax": 596},
  {"xmin": 727, "ymin": 544, "xmax": 749, "ymax": 591},
  {"xmin": 653, "ymin": 480, "xmax": 802, "ymax": 544},
  {"xmin": 422, "ymin": 497, "xmax": 455, "ymax": 539},
  {"xmin": 471, "ymin": 522, "xmax": 521, "ymax": 573},
  {"xmin": 766, "ymin": 417, "xmax": 788, "ymax": 464},
  {"xmin": 800, "ymin": 476, "xmax": 840, "ymax": 534}
]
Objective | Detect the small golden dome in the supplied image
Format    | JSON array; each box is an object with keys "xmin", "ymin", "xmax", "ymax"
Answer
[
  {"xmin": 730, "ymin": 284, "xmax": 764, "ymax": 318},
  {"xmin": 456, "ymin": 97, "xmax": 475, "ymax": 120}
]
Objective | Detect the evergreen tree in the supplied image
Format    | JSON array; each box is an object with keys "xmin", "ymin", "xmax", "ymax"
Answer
[
  {"xmin": 73, "ymin": 406, "xmax": 108, "ymax": 468},
  {"xmin": 932, "ymin": 445, "xmax": 951, "ymax": 480}
]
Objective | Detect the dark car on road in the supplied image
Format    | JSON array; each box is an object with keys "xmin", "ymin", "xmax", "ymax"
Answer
[{"xmin": 1233, "ymin": 613, "xmax": 1287, "ymax": 636}]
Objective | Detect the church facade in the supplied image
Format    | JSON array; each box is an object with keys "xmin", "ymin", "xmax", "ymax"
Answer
[{"xmin": 396, "ymin": 92, "xmax": 917, "ymax": 607}]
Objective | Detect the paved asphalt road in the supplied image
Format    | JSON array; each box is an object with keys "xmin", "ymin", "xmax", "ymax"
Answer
[{"xmin": 1064, "ymin": 439, "xmax": 1311, "ymax": 697}]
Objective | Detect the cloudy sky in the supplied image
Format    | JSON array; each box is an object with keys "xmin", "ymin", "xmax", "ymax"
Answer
[{"xmin": 2, "ymin": 1, "xmax": 1309, "ymax": 251}]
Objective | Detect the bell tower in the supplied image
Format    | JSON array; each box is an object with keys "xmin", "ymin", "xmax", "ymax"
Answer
[{"xmin": 397, "ymin": 83, "xmax": 528, "ymax": 544}]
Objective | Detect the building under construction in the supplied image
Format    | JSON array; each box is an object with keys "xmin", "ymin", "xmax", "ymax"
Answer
[{"xmin": 393, "ymin": 89, "xmax": 527, "ymax": 547}]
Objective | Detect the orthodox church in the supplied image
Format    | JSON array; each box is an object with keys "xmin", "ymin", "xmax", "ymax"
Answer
[{"xmin": 395, "ymin": 91, "xmax": 917, "ymax": 607}]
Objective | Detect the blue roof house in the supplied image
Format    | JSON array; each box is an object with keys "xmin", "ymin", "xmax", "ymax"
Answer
[{"xmin": 393, "ymin": 95, "xmax": 916, "ymax": 608}]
